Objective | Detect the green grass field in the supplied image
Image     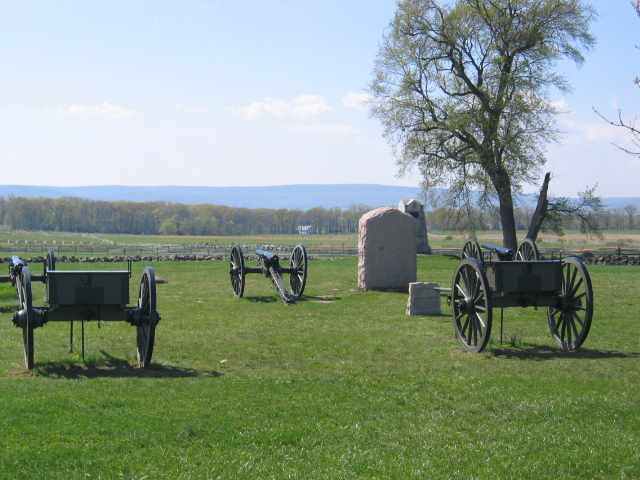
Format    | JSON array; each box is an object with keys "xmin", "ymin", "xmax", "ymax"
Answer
[{"xmin": 0, "ymin": 254, "xmax": 638, "ymax": 479}]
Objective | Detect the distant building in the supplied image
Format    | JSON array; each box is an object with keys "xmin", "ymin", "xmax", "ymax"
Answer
[
  {"xmin": 397, "ymin": 199, "xmax": 431, "ymax": 254},
  {"xmin": 296, "ymin": 225, "xmax": 314, "ymax": 235}
]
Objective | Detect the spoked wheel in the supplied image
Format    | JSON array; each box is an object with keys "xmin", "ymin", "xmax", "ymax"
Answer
[
  {"xmin": 45, "ymin": 249, "xmax": 56, "ymax": 273},
  {"xmin": 548, "ymin": 257, "xmax": 593, "ymax": 350},
  {"xmin": 517, "ymin": 238, "xmax": 540, "ymax": 261},
  {"xmin": 17, "ymin": 267, "xmax": 35, "ymax": 369},
  {"xmin": 137, "ymin": 267, "xmax": 158, "ymax": 368},
  {"xmin": 289, "ymin": 244, "xmax": 307, "ymax": 297},
  {"xmin": 452, "ymin": 258, "xmax": 493, "ymax": 353},
  {"xmin": 462, "ymin": 238, "xmax": 483, "ymax": 263},
  {"xmin": 230, "ymin": 244, "xmax": 246, "ymax": 298}
]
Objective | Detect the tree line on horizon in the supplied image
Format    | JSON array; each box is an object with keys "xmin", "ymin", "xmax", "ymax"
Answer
[
  {"xmin": 0, "ymin": 195, "xmax": 638, "ymax": 237},
  {"xmin": 0, "ymin": 195, "xmax": 373, "ymax": 236}
]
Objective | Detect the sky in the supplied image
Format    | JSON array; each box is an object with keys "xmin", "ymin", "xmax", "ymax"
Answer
[{"xmin": 1, "ymin": 0, "xmax": 639, "ymax": 199}]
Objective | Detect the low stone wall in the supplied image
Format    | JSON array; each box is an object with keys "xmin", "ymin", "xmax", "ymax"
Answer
[
  {"xmin": 0, "ymin": 254, "xmax": 343, "ymax": 264},
  {"xmin": 4, "ymin": 250, "xmax": 635, "ymax": 265},
  {"xmin": 579, "ymin": 253, "xmax": 640, "ymax": 266}
]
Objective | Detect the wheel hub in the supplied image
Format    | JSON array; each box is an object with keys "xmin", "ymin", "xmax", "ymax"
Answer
[
  {"xmin": 458, "ymin": 297, "xmax": 475, "ymax": 315},
  {"xmin": 557, "ymin": 294, "xmax": 567, "ymax": 311}
]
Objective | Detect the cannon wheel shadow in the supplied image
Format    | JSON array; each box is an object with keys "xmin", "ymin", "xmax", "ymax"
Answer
[
  {"xmin": 487, "ymin": 346, "xmax": 638, "ymax": 361},
  {"xmin": 26, "ymin": 350, "xmax": 223, "ymax": 379}
]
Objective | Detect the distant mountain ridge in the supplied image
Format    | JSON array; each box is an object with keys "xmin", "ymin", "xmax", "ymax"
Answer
[
  {"xmin": 0, "ymin": 184, "xmax": 425, "ymax": 210},
  {"xmin": 0, "ymin": 184, "xmax": 637, "ymax": 210}
]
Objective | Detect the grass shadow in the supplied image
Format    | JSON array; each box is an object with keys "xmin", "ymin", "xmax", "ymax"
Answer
[
  {"xmin": 244, "ymin": 295, "xmax": 280, "ymax": 303},
  {"xmin": 233, "ymin": 295, "xmax": 341, "ymax": 304},
  {"xmin": 304, "ymin": 295, "xmax": 342, "ymax": 303},
  {"xmin": 31, "ymin": 352, "xmax": 223, "ymax": 379},
  {"xmin": 490, "ymin": 345, "xmax": 638, "ymax": 360}
]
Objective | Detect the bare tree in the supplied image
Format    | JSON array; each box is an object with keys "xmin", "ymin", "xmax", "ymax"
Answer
[
  {"xmin": 527, "ymin": 172, "xmax": 604, "ymax": 240},
  {"xmin": 594, "ymin": 1, "xmax": 640, "ymax": 156},
  {"xmin": 594, "ymin": 108, "xmax": 640, "ymax": 158},
  {"xmin": 369, "ymin": 0, "xmax": 597, "ymax": 249}
]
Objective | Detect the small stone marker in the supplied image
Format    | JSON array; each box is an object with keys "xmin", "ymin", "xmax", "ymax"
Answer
[
  {"xmin": 406, "ymin": 282, "xmax": 441, "ymax": 315},
  {"xmin": 358, "ymin": 206, "xmax": 417, "ymax": 291}
]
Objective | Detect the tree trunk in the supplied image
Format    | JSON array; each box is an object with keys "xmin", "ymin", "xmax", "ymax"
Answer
[
  {"xmin": 498, "ymin": 197, "xmax": 518, "ymax": 250},
  {"xmin": 493, "ymin": 180, "xmax": 518, "ymax": 250},
  {"xmin": 526, "ymin": 172, "xmax": 551, "ymax": 241},
  {"xmin": 489, "ymin": 164, "xmax": 518, "ymax": 250}
]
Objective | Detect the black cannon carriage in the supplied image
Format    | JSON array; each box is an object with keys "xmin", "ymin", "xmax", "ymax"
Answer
[
  {"xmin": 444, "ymin": 239, "xmax": 593, "ymax": 353},
  {"xmin": 229, "ymin": 244, "xmax": 307, "ymax": 304},
  {"xmin": 2, "ymin": 250, "xmax": 160, "ymax": 369}
]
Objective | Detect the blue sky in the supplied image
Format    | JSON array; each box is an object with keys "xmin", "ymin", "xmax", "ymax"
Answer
[{"xmin": 1, "ymin": 0, "xmax": 639, "ymax": 199}]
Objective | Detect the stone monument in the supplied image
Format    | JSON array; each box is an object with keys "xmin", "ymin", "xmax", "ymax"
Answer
[
  {"xmin": 358, "ymin": 207, "xmax": 416, "ymax": 291},
  {"xmin": 397, "ymin": 199, "xmax": 431, "ymax": 254},
  {"xmin": 406, "ymin": 282, "xmax": 441, "ymax": 315}
]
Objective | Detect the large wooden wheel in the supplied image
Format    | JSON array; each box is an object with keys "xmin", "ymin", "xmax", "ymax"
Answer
[
  {"xmin": 230, "ymin": 244, "xmax": 246, "ymax": 298},
  {"xmin": 46, "ymin": 249, "xmax": 56, "ymax": 273},
  {"xmin": 462, "ymin": 238, "xmax": 483, "ymax": 263},
  {"xmin": 452, "ymin": 258, "xmax": 493, "ymax": 353},
  {"xmin": 548, "ymin": 257, "xmax": 593, "ymax": 350},
  {"xmin": 136, "ymin": 267, "xmax": 158, "ymax": 368},
  {"xmin": 517, "ymin": 238, "xmax": 540, "ymax": 261},
  {"xmin": 17, "ymin": 266, "xmax": 35, "ymax": 369},
  {"xmin": 288, "ymin": 244, "xmax": 307, "ymax": 297}
]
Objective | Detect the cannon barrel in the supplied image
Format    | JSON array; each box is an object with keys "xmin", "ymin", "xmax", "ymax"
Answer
[
  {"xmin": 481, "ymin": 243, "xmax": 514, "ymax": 261},
  {"xmin": 10, "ymin": 255, "xmax": 26, "ymax": 267},
  {"xmin": 255, "ymin": 249, "xmax": 277, "ymax": 260},
  {"xmin": 7, "ymin": 255, "xmax": 28, "ymax": 285},
  {"xmin": 255, "ymin": 249, "xmax": 294, "ymax": 303}
]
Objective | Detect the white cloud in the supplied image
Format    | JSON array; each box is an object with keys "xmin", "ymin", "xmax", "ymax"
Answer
[
  {"xmin": 342, "ymin": 91, "xmax": 371, "ymax": 111},
  {"xmin": 547, "ymin": 99, "xmax": 629, "ymax": 144},
  {"xmin": 557, "ymin": 115, "xmax": 626, "ymax": 143},
  {"xmin": 68, "ymin": 101, "xmax": 136, "ymax": 119},
  {"xmin": 236, "ymin": 95, "xmax": 335, "ymax": 121},
  {"xmin": 550, "ymin": 99, "xmax": 571, "ymax": 113}
]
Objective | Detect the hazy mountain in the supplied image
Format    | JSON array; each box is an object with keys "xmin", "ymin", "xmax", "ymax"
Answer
[
  {"xmin": 599, "ymin": 197, "xmax": 640, "ymax": 209},
  {"xmin": 0, "ymin": 184, "xmax": 425, "ymax": 210},
  {"xmin": 0, "ymin": 184, "xmax": 637, "ymax": 210}
]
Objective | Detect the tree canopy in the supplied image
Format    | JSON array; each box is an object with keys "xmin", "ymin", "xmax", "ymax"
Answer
[{"xmin": 369, "ymin": 0, "xmax": 597, "ymax": 248}]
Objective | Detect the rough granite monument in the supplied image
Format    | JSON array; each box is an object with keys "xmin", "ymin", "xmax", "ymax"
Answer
[
  {"xmin": 406, "ymin": 282, "xmax": 441, "ymax": 315},
  {"xmin": 397, "ymin": 199, "xmax": 431, "ymax": 254},
  {"xmin": 358, "ymin": 207, "xmax": 417, "ymax": 291}
]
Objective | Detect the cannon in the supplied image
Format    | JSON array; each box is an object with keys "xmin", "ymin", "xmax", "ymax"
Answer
[
  {"xmin": 229, "ymin": 244, "xmax": 307, "ymax": 304},
  {"xmin": 1, "ymin": 250, "xmax": 160, "ymax": 369},
  {"xmin": 443, "ymin": 239, "xmax": 593, "ymax": 353}
]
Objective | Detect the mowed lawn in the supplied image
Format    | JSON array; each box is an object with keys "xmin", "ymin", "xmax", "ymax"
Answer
[{"xmin": 0, "ymin": 254, "xmax": 638, "ymax": 479}]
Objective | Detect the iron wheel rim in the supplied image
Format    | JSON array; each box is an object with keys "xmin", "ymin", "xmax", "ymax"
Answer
[
  {"xmin": 462, "ymin": 238, "xmax": 483, "ymax": 263},
  {"xmin": 289, "ymin": 244, "xmax": 307, "ymax": 297},
  {"xmin": 548, "ymin": 257, "xmax": 593, "ymax": 350},
  {"xmin": 18, "ymin": 266, "xmax": 35, "ymax": 369},
  {"xmin": 45, "ymin": 249, "xmax": 56, "ymax": 274},
  {"xmin": 230, "ymin": 244, "xmax": 245, "ymax": 298},
  {"xmin": 452, "ymin": 259, "xmax": 492, "ymax": 353},
  {"xmin": 137, "ymin": 267, "xmax": 157, "ymax": 368},
  {"xmin": 517, "ymin": 239, "xmax": 540, "ymax": 261}
]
